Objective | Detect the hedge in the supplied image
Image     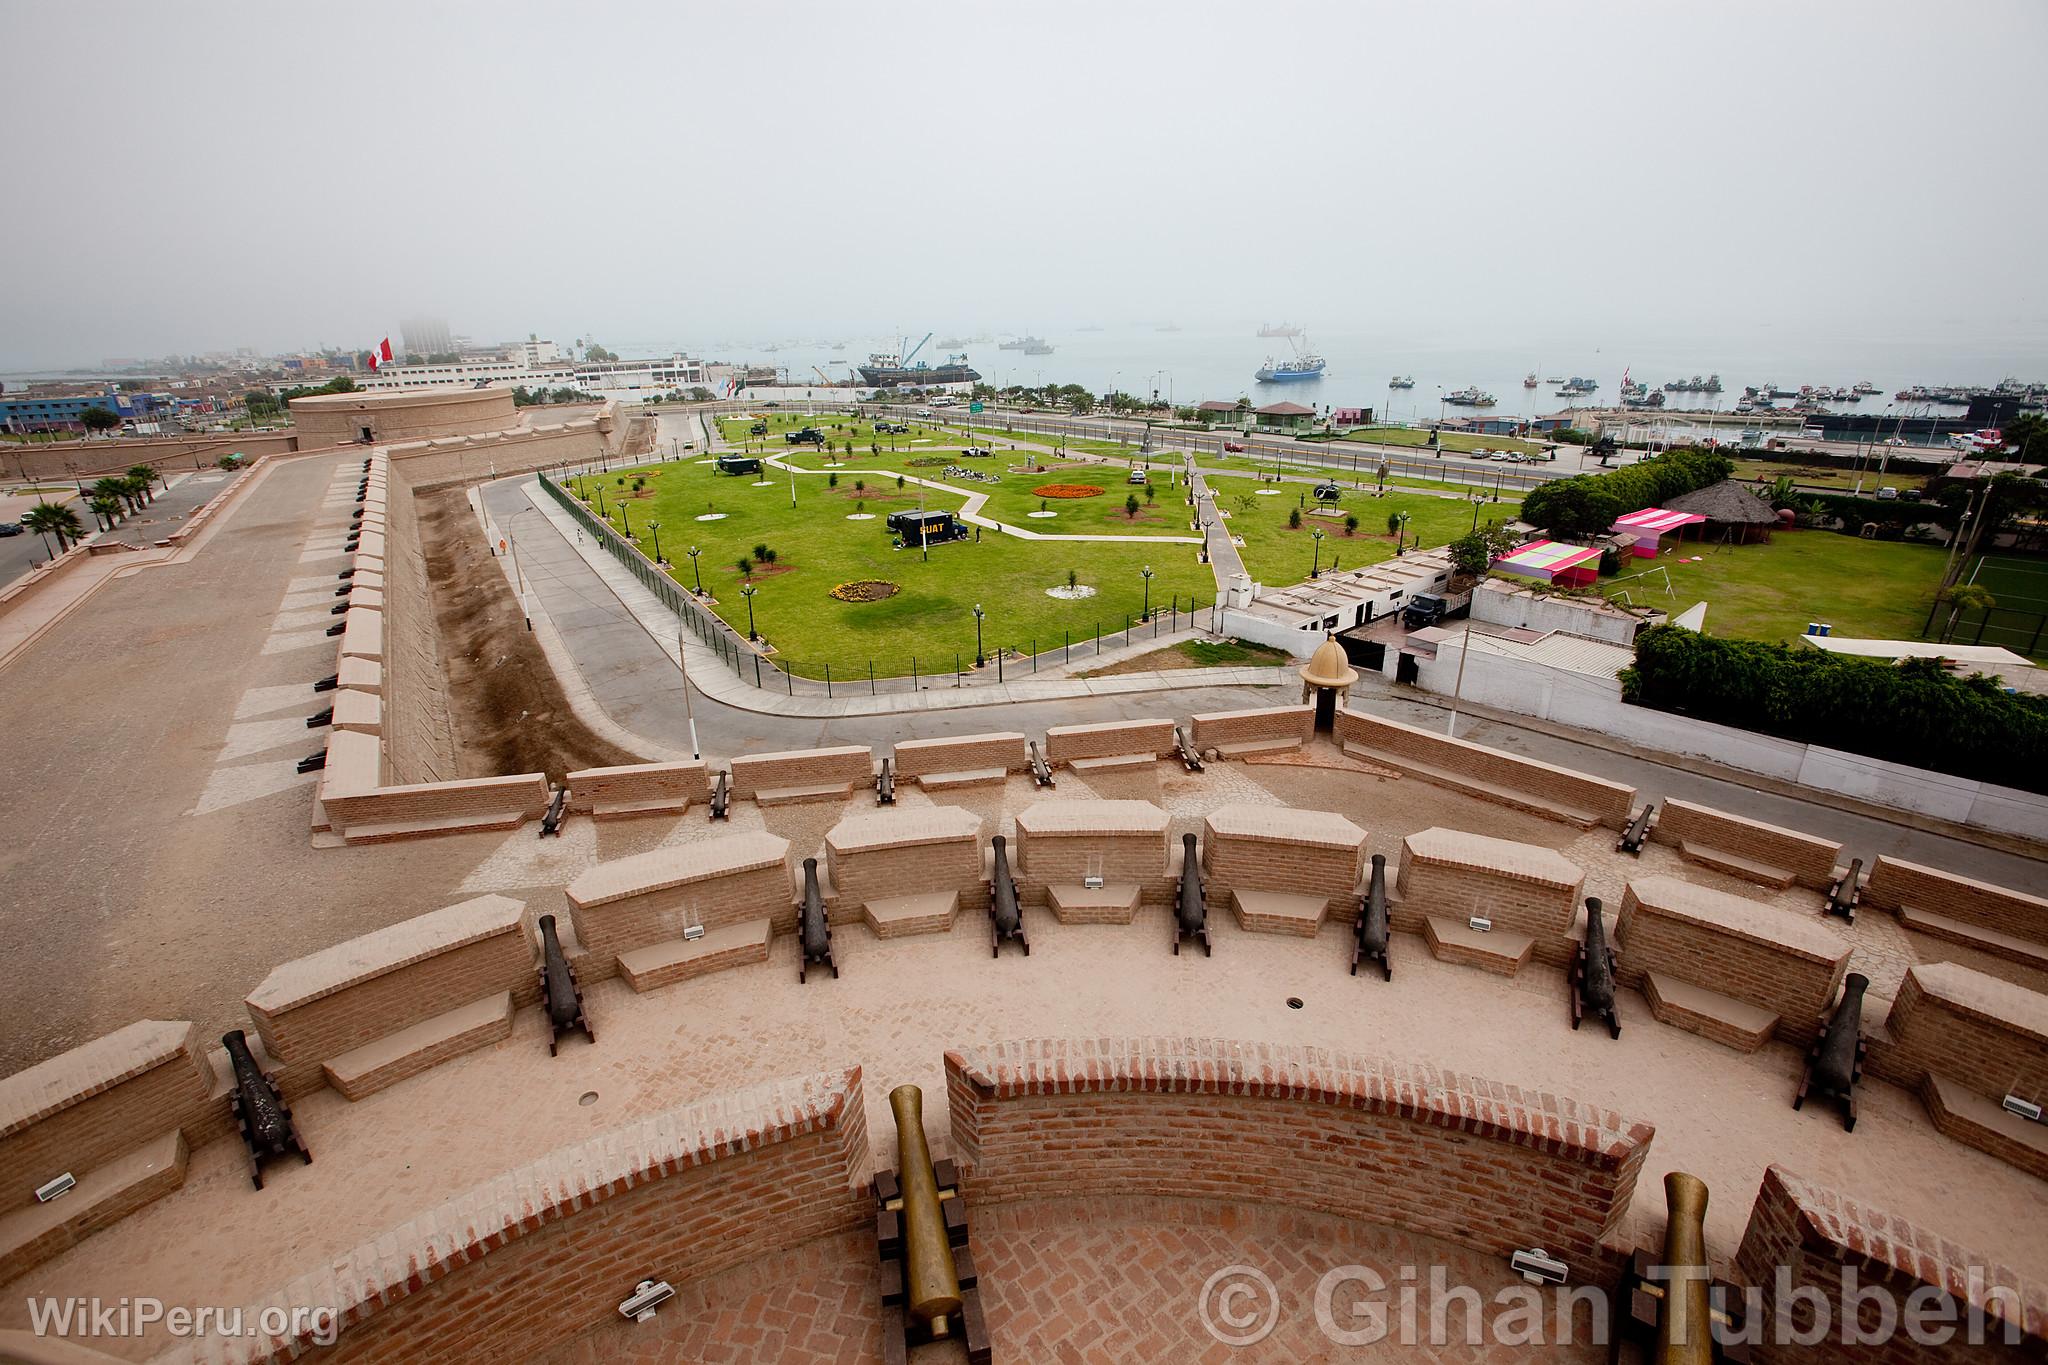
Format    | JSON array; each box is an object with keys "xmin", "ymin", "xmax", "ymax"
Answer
[
  {"xmin": 1521, "ymin": 447, "xmax": 1732, "ymax": 538},
  {"xmin": 1620, "ymin": 624, "xmax": 2048, "ymax": 793}
]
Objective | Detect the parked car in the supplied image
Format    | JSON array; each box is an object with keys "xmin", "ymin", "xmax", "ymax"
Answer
[
  {"xmin": 961, "ymin": 447, "xmax": 992, "ymax": 458},
  {"xmin": 1222, "ymin": 441, "xmax": 1246, "ymax": 453},
  {"xmin": 1470, "ymin": 448, "xmax": 1493, "ymax": 459},
  {"xmin": 1127, "ymin": 469, "xmax": 1148, "ymax": 485},
  {"xmin": 0, "ymin": 522, "xmax": 22, "ymax": 538},
  {"xmin": 1875, "ymin": 486, "xmax": 1899, "ymax": 500},
  {"xmin": 1402, "ymin": 593, "xmax": 1452, "ymax": 629},
  {"xmin": 784, "ymin": 427, "xmax": 825, "ymax": 445},
  {"xmin": 748, "ymin": 421, "xmax": 768, "ymax": 435}
]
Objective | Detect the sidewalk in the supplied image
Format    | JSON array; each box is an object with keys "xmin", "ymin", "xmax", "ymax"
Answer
[{"xmin": 512, "ymin": 476, "xmax": 1287, "ymax": 719}]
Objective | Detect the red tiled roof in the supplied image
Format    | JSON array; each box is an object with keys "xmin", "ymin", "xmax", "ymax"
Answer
[{"xmin": 1255, "ymin": 401, "xmax": 1315, "ymax": 416}]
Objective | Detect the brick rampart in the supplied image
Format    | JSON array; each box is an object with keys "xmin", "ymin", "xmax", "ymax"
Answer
[
  {"xmin": 1651, "ymin": 798, "xmax": 1843, "ymax": 890},
  {"xmin": 1042, "ymin": 719, "xmax": 1175, "ymax": 764},
  {"xmin": 1189, "ymin": 705, "xmax": 1312, "ymax": 752},
  {"xmin": 728, "ymin": 745, "xmax": 873, "ymax": 798},
  {"xmin": 1615, "ymin": 877, "xmax": 1852, "ymax": 1049},
  {"xmin": 1732, "ymin": 1164, "xmax": 2045, "ymax": 1362},
  {"xmin": 564, "ymin": 760, "xmax": 712, "ymax": 814},
  {"xmin": 162, "ymin": 1068, "xmax": 871, "ymax": 1365},
  {"xmin": 1861, "ymin": 855, "xmax": 2048, "ymax": 946},
  {"xmin": 889, "ymin": 732, "xmax": 1027, "ymax": 779},
  {"xmin": 1334, "ymin": 707, "xmax": 1635, "ymax": 828},
  {"xmin": 1201, "ymin": 804, "xmax": 1365, "ymax": 922},
  {"xmin": 943, "ymin": 1037, "xmax": 1652, "ymax": 1271},
  {"xmin": 1866, "ymin": 962, "xmax": 2048, "ymax": 1100},
  {"xmin": 1392, "ymin": 828, "xmax": 1585, "ymax": 966},
  {"xmin": 1011, "ymin": 800, "xmax": 1171, "ymax": 908},
  {"xmin": 242, "ymin": 896, "xmax": 537, "ymax": 1068},
  {"xmin": 565, "ymin": 833, "xmax": 794, "ymax": 980},
  {"xmin": 824, "ymin": 807, "xmax": 986, "ymax": 917}
]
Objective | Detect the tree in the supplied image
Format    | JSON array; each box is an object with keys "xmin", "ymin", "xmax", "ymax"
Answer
[
  {"xmin": 584, "ymin": 342, "xmax": 618, "ymax": 362},
  {"xmin": 86, "ymin": 495, "xmax": 121, "ymax": 531},
  {"xmin": 1448, "ymin": 524, "xmax": 1518, "ymax": 577},
  {"xmin": 79, "ymin": 406, "xmax": 120, "ymax": 436},
  {"xmin": 1144, "ymin": 483, "xmax": 1156, "ymax": 504},
  {"xmin": 1125, "ymin": 493, "xmax": 1141, "ymax": 519},
  {"xmin": 1937, "ymin": 583, "xmax": 1996, "ymax": 643},
  {"xmin": 127, "ymin": 465, "xmax": 157, "ymax": 500},
  {"xmin": 752, "ymin": 543, "xmax": 771, "ymax": 562},
  {"xmin": 2000, "ymin": 413, "xmax": 2047, "ymax": 464},
  {"xmin": 91, "ymin": 477, "xmax": 129, "ymax": 517},
  {"xmin": 1344, "ymin": 514, "xmax": 1360, "ymax": 536},
  {"xmin": 1288, "ymin": 508, "xmax": 1302, "ymax": 529},
  {"xmin": 328, "ymin": 375, "xmax": 357, "ymax": 393},
  {"xmin": 23, "ymin": 501, "xmax": 84, "ymax": 550},
  {"xmin": 1067, "ymin": 568, "xmax": 1079, "ymax": 590},
  {"xmin": 736, "ymin": 557, "xmax": 752, "ymax": 578}
]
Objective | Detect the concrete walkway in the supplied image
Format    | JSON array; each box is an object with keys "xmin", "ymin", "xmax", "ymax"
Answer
[{"xmin": 491, "ymin": 474, "xmax": 1286, "ymax": 727}]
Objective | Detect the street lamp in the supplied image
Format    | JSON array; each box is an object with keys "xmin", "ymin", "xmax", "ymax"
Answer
[
  {"xmin": 595, "ymin": 486, "xmax": 606, "ymax": 517},
  {"xmin": 742, "ymin": 583, "xmax": 759, "ymax": 641},
  {"xmin": 972, "ymin": 602, "xmax": 986, "ymax": 668},
  {"xmin": 1140, "ymin": 564, "xmax": 1154, "ymax": 620},
  {"xmin": 1310, "ymin": 528, "xmax": 1325, "ymax": 577},
  {"xmin": 648, "ymin": 520, "xmax": 663, "ymax": 564},
  {"xmin": 621, "ymin": 504, "xmax": 632, "ymax": 537},
  {"xmin": 687, "ymin": 544, "xmax": 703, "ymax": 594}
]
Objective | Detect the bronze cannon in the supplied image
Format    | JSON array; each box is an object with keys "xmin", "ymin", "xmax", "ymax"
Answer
[
  {"xmin": 222, "ymin": 1030, "xmax": 312, "ymax": 1189},
  {"xmin": 799, "ymin": 857, "xmax": 837, "ymax": 982},
  {"xmin": 890, "ymin": 1084, "xmax": 962, "ymax": 1328},
  {"xmin": 1571, "ymin": 896, "xmax": 1621, "ymax": 1038},
  {"xmin": 988, "ymin": 835, "xmax": 1028, "ymax": 957},
  {"xmin": 1174, "ymin": 832, "xmax": 1210, "ymax": 956},
  {"xmin": 1795, "ymin": 972, "xmax": 1867, "ymax": 1131},
  {"xmin": 1352, "ymin": 852, "xmax": 1391, "ymax": 980},
  {"xmin": 1656, "ymin": 1172, "xmax": 1715, "ymax": 1365},
  {"xmin": 537, "ymin": 914, "xmax": 594, "ymax": 1054}
]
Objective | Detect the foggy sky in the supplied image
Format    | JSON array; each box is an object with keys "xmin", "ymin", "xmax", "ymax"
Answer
[{"xmin": 2, "ymin": 0, "xmax": 2044, "ymax": 370}]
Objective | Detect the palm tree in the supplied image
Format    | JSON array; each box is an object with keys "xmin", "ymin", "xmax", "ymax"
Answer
[
  {"xmin": 22, "ymin": 502, "xmax": 84, "ymax": 553},
  {"xmin": 126, "ymin": 465, "xmax": 159, "ymax": 502},
  {"xmin": 1937, "ymin": 583, "xmax": 1995, "ymax": 643},
  {"xmin": 90, "ymin": 478, "xmax": 129, "ymax": 520},
  {"xmin": 118, "ymin": 475, "xmax": 149, "ymax": 513}
]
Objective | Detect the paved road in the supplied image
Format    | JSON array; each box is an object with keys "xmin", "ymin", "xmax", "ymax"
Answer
[{"xmin": 0, "ymin": 471, "xmax": 231, "ymax": 588}]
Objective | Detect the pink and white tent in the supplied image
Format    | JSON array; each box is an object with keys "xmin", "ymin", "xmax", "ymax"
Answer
[{"xmin": 1611, "ymin": 506, "xmax": 1707, "ymax": 557}]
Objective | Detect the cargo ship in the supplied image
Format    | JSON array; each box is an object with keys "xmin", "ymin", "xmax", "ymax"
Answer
[{"xmin": 857, "ymin": 351, "xmax": 981, "ymax": 388}]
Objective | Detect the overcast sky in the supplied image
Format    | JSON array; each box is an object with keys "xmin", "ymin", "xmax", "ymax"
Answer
[{"xmin": 2, "ymin": 0, "xmax": 2043, "ymax": 369}]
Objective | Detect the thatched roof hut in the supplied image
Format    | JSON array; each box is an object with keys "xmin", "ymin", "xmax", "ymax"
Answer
[{"xmin": 1663, "ymin": 478, "xmax": 1780, "ymax": 542}]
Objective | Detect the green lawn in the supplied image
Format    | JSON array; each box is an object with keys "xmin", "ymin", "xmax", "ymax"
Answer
[
  {"xmin": 1206, "ymin": 475, "xmax": 1521, "ymax": 584},
  {"xmin": 1340, "ymin": 425, "xmax": 1545, "ymax": 457},
  {"xmin": 1726, "ymin": 457, "xmax": 1930, "ymax": 495},
  {"xmin": 1603, "ymin": 531, "xmax": 1957, "ymax": 647},
  {"xmin": 573, "ymin": 457, "xmax": 1214, "ymax": 677}
]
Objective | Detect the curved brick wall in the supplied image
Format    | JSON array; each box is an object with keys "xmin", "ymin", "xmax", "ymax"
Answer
[
  {"xmin": 163, "ymin": 1068, "xmax": 870, "ymax": 1365},
  {"xmin": 943, "ymin": 1037, "xmax": 1653, "ymax": 1270}
]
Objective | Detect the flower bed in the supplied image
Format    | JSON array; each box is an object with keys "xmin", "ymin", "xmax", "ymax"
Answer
[
  {"xmin": 829, "ymin": 579, "xmax": 900, "ymax": 603},
  {"xmin": 1032, "ymin": 484, "xmax": 1106, "ymax": 499}
]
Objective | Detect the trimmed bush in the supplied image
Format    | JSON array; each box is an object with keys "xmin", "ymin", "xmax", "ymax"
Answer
[
  {"xmin": 1620, "ymin": 624, "xmax": 2048, "ymax": 793},
  {"xmin": 1521, "ymin": 447, "xmax": 1733, "ymax": 538}
]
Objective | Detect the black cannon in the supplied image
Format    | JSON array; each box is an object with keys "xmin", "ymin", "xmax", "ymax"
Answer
[
  {"xmin": 536, "ymin": 914, "xmax": 594, "ymax": 1054},
  {"xmin": 334, "ymin": 583, "xmax": 353, "ymax": 597},
  {"xmin": 876, "ymin": 756, "xmax": 896, "ymax": 806},
  {"xmin": 1795, "ymin": 972, "xmax": 1868, "ymax": 1132},
  {"xmin": 1173, "ymin": 725, "xmax": 1205, "ymax": 773},
  {"xmin": 329, "ymin": 601, "xmax": 349, "ymax": 615},
  {"xmin": 295, "ymin": 750, "xmax": 327, "ymax": 774},
  {"xmin": 325, "ymin": 621, "xmax": 346, "ymax": 637},
  {"xmin": 1825, "ymin": 858, "xmax": 1863, "ymax": 924},
  {"xmin": 1174, "ymin": 833, "xmax": 1210, "ymax": 956},
  {"xmin": 988, "ymin": 836, "xmax": 1028, "ymax": 958},
  {"xmin": 305, "ymin": 707, "xmax": 332, "ymax": 729},
  {"xmin": 1617, "ymin": 803, "xmax": 1655, "ymax": 855},
  {"xmin": 1027, "ymin": 740, "xmax": 1055, "ymax": 788},
  {"xmin": 799, "ymin": 857, "xmax": 837, "ymax": 982},
  {"xmin": 1352, "ymin": 853, "xmax": 1391, "ymax": 980},
  {"xmin": 337, "ymin": 568, "xmax": 355, "ymax": 580},
  {"xmin": 1570, "ymin": 896, "xmax": 1622, "ymax": 1038},
  {"xmin": 709, "ymin": 769, "xmax": 730, "ymax": 820},
  {"xmin": 539, "ymin": 785, "xmax": 567, "ymax": 837},
  {"xmin": 222, "ymin": 1030, "xmax": 312, "ymax": 1189},
  {"xmin": 312, "ymin": 674, "xmax": 339, "ymax": 693}
]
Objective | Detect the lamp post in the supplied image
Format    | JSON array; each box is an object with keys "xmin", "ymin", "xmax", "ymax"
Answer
[
  {"xmin": 596, "ymin": 486, "xmax": 606, "ymax": 518},
  {"xmin": 687, "ymin": 544, "xmax": 703, "ymax": 594},
  {"xmin": 1310, "ymin": 528, "xmax": 1325, "ymax": 577},
  {"xmin": 621, "ymin": 504, "xmax": 631, "ymax": 537},
  {"xmin": 1140, "ymin": 564, "xmax": 1154, "ymax": 620},
  {"xmin": 648, "ymin": 520, "xmax": 663, "ymax": 564},
  {"xmin": 972, "ymin": 602, "xmax": 986, "ymax": 667},
  {"xmin": 742, "ymin": 583, "xmax": 759, "ymax": 642}
]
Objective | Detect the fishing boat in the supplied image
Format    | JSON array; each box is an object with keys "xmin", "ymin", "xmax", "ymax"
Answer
[
  {"xmin": 1523, "ymin": 372, "xmax": 1539, "ymax": 388},
  {"xmin": 1851, "ymin": 380, "xmax": 1879, "ymax": 395},
  {"xmin": 1255, "ymin": 335, "xmax": 1327, "ymax": 383},
  {"xmin": 1443, "ymin": 386, "xmax": 1496, "ymax": 407},
  {"xmin": 1388, "ymin": 375, "xmax": 1415, "ymax": 389}
]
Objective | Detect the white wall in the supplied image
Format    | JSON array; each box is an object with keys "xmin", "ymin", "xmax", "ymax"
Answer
[
  {"xmin": 1397, "ymin": 638, "xmax": 2048, "ymax": 839},
  {"xmin": 1471, "ymin": 580, "xmax": 1645, "ymax": 646}
]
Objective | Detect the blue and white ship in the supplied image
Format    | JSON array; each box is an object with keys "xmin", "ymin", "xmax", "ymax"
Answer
[{"xmin": 1255, "ymin": 337, "xmax": 1327, "ymax": 383}]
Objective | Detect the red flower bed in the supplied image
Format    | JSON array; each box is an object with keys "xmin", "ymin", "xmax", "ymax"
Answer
[{"xmin": 1033, "ymin": 484, "xmax": 1106, "ymax": 499}]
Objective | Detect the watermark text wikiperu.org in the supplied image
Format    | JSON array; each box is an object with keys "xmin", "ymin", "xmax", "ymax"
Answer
[
  {"xmin": 1198, "ymin": 1261, "xmax": 2030, "ymax": 1350},
  {"xmin": 24, "ymin": 1296, "xmax": 339, "ymax": 1347}
]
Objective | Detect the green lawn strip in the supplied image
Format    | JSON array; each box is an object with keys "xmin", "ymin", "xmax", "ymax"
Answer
[
  {"xmin": 1605, "ymin": 532, "xmax": 1955, "ymax": 647},
  {"xmin": 1339, "ymin": 426, "xmax": 1544, "ymax": 456},
  {"xmin": 1726, "ymin": 457, "xmax": 1930, "ymax": 494},
  {"xmin": 1204, "ymin": 474, "xmax": 1520, "ymax": 583},
  {"xmin": 583, "ymin": 458, "xmax": 1214, "ymax": 677}
]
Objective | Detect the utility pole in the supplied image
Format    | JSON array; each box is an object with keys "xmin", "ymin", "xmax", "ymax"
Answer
[{"xmin": 676, "ymin": 625, "xmax": 701, "ymax": 759}]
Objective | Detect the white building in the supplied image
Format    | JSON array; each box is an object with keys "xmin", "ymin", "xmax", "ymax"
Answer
[{"xmin": 358, "ymin": 352, "xmax": 715, "ymax": 403}]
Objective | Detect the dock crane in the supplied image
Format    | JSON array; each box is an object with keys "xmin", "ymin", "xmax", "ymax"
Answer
[{"xmin": 901, "ymin": 332, "xmax": 934, "ymax": 367}]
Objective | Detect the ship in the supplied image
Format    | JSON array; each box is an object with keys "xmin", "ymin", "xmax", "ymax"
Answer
[
  {"xmin": 1255, "ymin": 335, "xmax": 1326, "ymax": 383},
  {"xmin": 998, "ymin": 337, "xmax": 1027, "ymax": 351},
  {"xmin": 1555, "ymin": 376, "xmax": 1599, "ymax": 393},
  {"xmin": 857, "ymin": 351, "xmax": 981, "ymax": 388},
  {"xmin": 1388, "ymin": 375, "xmax": 1415, "ymax": 388},
  {"xmin": 935, "ymin": 336, "xmax": 968, "ymax": 349},
  {"xmin": 1444, "ymin": 386, "xmax": 1497, "ymax": 407},
  {"xmin": 1258, "ymin": 322, "xmax": 1303, "ymax": 338},
  {"xmin": 1851, "ymin": 380, "xmax": 1879, "ymax": 395},
  {"xmin": 1020, "ymin": 336, "xmax": 1054, "ymax": 355},
  {"xmin": 1663, "ymin": 374, "xmax": 1723, "ymax": 394},
  {"xmin": 1523, "ymin": 372, "xmax": 1539, "ymax": 388}
]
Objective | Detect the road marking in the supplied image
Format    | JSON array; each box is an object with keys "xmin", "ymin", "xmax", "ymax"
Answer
[
  {"xmin": 234, "ymin": 683, "xmax": 323, "ymax": 721},
  {"xmin": 187, "ymin": 758, "xmax": 319, "ymax": 818}
]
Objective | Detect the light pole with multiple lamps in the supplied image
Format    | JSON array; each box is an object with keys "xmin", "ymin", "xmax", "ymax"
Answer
[
  {"xmin": 648, "ymin": 520, "xmax": 662, "ymax": 564},
  {"xmin": 741, "ymin": 583, "xmax": 759, "ymax": 642},
  {"xmin": 972, "ymin": 602, "xmax": 986, "ymax": 668},
  {"xmin": 1140, "ymin": 564, "xmax": 1154, "ymax": 620},
  {"xmin": 687, "ymin": 545, "xmax": 704, "ymax": 594},
  {"xmin": 1310, "ymin": 528, "xmax": 1326, "ymax": 577}
]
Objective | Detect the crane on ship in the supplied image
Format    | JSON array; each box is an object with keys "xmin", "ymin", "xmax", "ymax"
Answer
[{"xmin": 901, "ymin": 332, "xmax": 934, "ymax": 367}]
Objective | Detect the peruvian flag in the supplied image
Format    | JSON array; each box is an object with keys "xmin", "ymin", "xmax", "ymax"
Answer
[
  {"xmin": 379, "ymin": 337, "xmax": 393, "ymax": 362},
  {"xmin": 366, "ymin": 349, "xmax": 379, "ymax": 371}
]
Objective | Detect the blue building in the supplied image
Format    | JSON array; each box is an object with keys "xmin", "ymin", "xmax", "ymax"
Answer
[{"xmin": 0, "ymin": 385, "xmax": 171, "ymax": 433}]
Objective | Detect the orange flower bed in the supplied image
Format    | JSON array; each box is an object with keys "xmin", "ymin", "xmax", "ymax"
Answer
[{"xmin": 1032, "ymin": 484, "xmax": 1106, "ymax": 499}]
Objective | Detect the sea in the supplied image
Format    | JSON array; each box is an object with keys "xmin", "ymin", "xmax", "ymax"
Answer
[{"xmin": 617, "ymin": 321, "xmax": 2048, "ymax": 441}]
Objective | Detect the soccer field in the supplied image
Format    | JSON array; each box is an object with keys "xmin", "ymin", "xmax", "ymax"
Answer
[{"xmin": 1963, "ymin": 554, "xmax": 2048, "ymax": 657}]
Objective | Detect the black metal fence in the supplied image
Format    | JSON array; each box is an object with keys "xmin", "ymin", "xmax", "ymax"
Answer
[{"xmin": 537, "ymin": 469, "xmax": 1218, "ymax": 696}]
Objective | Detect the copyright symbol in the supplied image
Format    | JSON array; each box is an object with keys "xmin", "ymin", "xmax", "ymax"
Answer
[{"xmin": 1199, "ymin": 1263, "xmax": 1279, "ymax": 1347}]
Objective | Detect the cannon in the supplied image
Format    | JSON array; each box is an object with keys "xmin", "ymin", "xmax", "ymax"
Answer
[
  {"xmin": 313, "ymin": 673, "xmax": 339, "ymax": 692},
  {"xmin": 1174, "ymin": 832, "xmax": 1210, "ymax": 956},
  {"xmin": 1609, "ymin": 1170, "xmax": 1750, "ymax": 1362},
  {"xmin": 1570, "ymin": 896, "xmax": 1621, "ymax": 1038},
  {"xmin": 305, "ymin": 707, "xmax": 333, "ymax": 729},
  {"xmin": 539, "ymin": 785, "xmax": 567, "ymax": 837},
  {"xmin": 1173, "ymin": 724, "xmax": 1205, "ymax": 772},
  {"xmin": 295, "ymin": 749, "xmax": 327, "ymax": 774},
  {"xmin": 876, "ymin": 756, "xmax": 896, "ymax": 806},
  {"xmin": 1795, "ymin": 972, "xmax": 1867, "ymax": 1131},
  {"xmin": 709, "ymin": 769, "xmax": 730, "ymax": 820},
  {"xmin": 330, "ymin": 601, "xmax": 349, "ymax": 615},
  {"xmin": 1617, "ymin": 802, "xmax": 1655, "ymax": 855},
  {"xmin": 988, "ymin": 836, "xmax": 1028, "ymax": 957},
  {"xmin": 1825, "ymin": 858, "xmax": 1862, "ymax": 923},
  {"xmin": 325, "ymin": 621, "xmax": 346, "ymax": 637},
  {"xmin": 874, "ymin": 1085, "xmax": 989, "ymax": 1362},
  {"xmin": 1352, "ymin": 853, "xmax": 1391, "ymax": 980},
  {"xmin": 1027, "ymin": 740, "xmax": 1055, "ymax": 788},
  {"xmin": 222, "ymin": 1030, "xmax": 311, "ymax": 1189},
  {"xmin": 799, "ymin": 857, "xmax": 837, "ymax": 982},
  {"xmin": 536, "ymin": 914, "xmax": 594, "ymax": 1054}
]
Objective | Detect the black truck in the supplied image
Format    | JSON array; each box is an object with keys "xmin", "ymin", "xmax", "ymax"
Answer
[{"xmin": 784, "ymin": 427, "xmax": 825, "ymax": 445}]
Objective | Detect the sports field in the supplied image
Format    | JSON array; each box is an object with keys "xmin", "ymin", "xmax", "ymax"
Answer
[{"xmin": 1963, "ymin": 553, "xmax": 2048, "ymax": 657}]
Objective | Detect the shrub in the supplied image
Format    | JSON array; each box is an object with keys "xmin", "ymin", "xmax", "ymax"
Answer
[
  {"xmin": 1620, "ymin": 624, "xmax": 2048, "ymax": 792},
  {"xmin": 1522, "ymin": 446, "xmax": 1733, "ymax": 538},
  {"xmin": 1288, "ymin": 508, "xmax": 1302, "ymax": 529}
]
